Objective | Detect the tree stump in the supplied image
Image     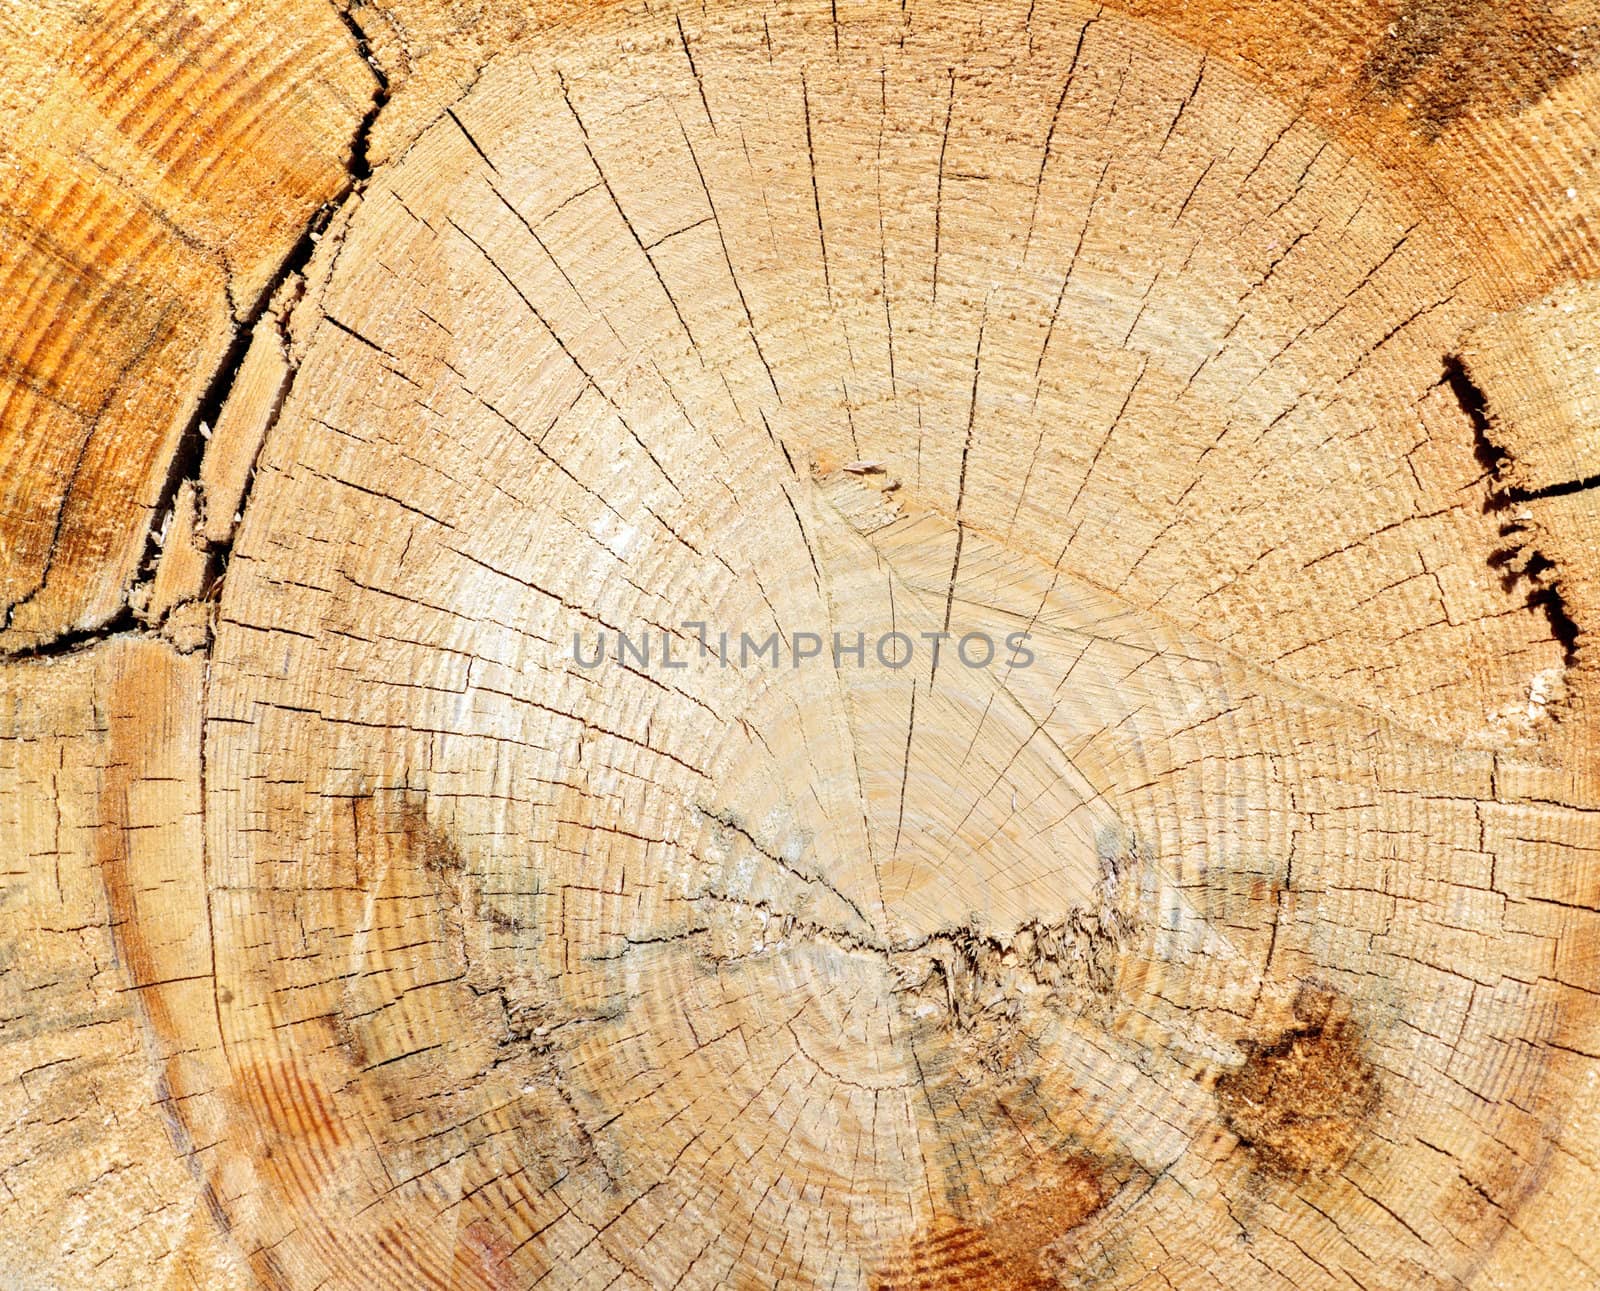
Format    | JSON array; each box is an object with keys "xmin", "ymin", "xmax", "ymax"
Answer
[{"xmin": 4, "ymin": 2, "xmax": 1600, "ymax": 1288}]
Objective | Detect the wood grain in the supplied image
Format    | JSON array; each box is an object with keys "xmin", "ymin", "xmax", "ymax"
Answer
[{"xmin": 2, "ymin": 2, "xmax": 1598, "ymax": 1288}]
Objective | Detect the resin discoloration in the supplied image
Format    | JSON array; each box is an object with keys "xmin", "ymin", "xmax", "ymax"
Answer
[
  {"xmin": 1218, "ymin": 986, "xmax": 1381, "ymax": 1177},
  {"xmin": 873, "ymin": 1156, "xmax": 1112, "ymax": 1291},
  {"xmin": 1365, "ymin": 0, "xmax": 1594, "ymax": 138}
]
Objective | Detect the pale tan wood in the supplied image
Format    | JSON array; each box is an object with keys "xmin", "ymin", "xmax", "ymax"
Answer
[
  {"xmin": 1459, "ymin": 279, "xmax": 1600, "ymax": 494},
  {"xmin": 0, "ymin": 640, "xmax": 247, "ymax": 1289},
  {"xmin": 2, "ymin": 2, "xmax": 1600, "ymax": 1289},
  {"xmin": 199, "ymin": 307, "xmax": 295, "ymax": 549},
  {"xmin": 143, "ymin": 481, "xmax": 209, "ymax": 627}
]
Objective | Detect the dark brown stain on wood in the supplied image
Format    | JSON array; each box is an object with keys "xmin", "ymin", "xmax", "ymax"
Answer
[
  {"xmin": 1218, "ymin": 985, "xmax": 1381, "ymax": 1177},
  {"xmin": 1364, "ymin": 0, "xmax": 1595, "ymax": 138},
  {"xmin": 871, "ymin": 1155, "xmax": 1110, "ymax": 1290}
]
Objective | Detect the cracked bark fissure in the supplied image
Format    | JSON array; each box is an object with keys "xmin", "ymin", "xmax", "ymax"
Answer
[{"xmin": 5, "ymin": 2, "xmax": 1600, "ymax": 1290}]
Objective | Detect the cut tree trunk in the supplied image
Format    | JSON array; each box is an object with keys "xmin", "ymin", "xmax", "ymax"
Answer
[{"xmin": 4, "ymin": 2, "xmax": 1600, "ymax": 1289}]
